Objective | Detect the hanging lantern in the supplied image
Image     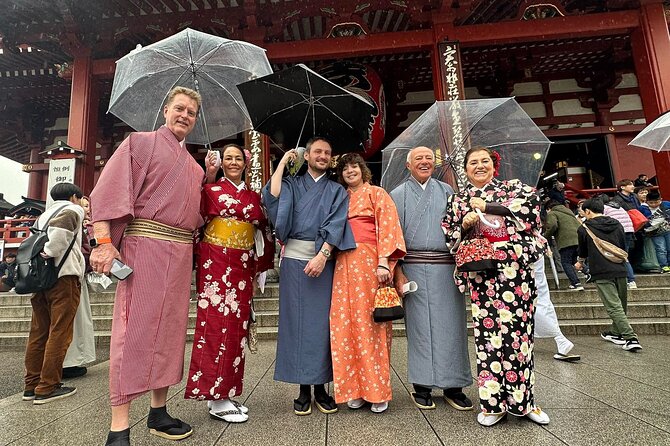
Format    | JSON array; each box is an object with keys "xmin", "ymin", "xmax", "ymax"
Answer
[{"xmin": 319, "ymin": 61, "xmax": 386, "ymax": 158}]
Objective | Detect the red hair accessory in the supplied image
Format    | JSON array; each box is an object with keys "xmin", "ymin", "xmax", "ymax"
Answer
[{"xmin": 490, "ymin": 150, "xmax": 501, "ymax": 177}]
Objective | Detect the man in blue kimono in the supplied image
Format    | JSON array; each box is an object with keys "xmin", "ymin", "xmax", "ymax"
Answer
[
  {"xmin": 263, "ymin": 137, "xmax": 356, "ymax": 416},
  {"xmin": 391, "ymin": 146, "xmax": 473, "ymax": 411}
]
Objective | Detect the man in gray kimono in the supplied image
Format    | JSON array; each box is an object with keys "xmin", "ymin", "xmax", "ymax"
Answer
[
  {"xmin": 263, "ymin": 137, "xmax": 356, "ymax": 416},
  {"xmin": 390, "ymin": 146, "xmax": 473, "ymax": 411}
]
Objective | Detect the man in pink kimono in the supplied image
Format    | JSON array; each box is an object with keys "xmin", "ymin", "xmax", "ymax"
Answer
[{"xmin": 91, "ymin": 87, "xmax": 216, "ymax": 446}]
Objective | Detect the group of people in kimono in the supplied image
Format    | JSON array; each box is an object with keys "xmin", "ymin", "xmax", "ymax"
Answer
[{"xmin": 92, "ymin": 86, "xmax": 555, "ymax": 446}]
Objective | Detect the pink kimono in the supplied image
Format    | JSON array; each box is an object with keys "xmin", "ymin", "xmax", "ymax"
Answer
[{"xmin": 91, "ymin": 125, "xmax": 204, "ymax": 405}]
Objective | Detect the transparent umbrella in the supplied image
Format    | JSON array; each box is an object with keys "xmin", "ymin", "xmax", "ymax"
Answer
[
  {"xmin": 381, "ymin": 98, "xmax": 552, "ymax": 192},
  {"xmin": 108, "ymin": 28, "xmax": 273, "ymax": 146},
  {"xmin": 628, "ymin": 111, "xmax": 670, "ymax": 151}
]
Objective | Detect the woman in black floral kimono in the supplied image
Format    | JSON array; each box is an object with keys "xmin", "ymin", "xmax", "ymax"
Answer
[{"xmin": 441, "ymin": 147, "xmax": 549, "ymax": 427}]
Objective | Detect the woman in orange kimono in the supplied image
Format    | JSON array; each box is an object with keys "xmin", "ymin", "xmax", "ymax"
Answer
[{"xmin": 330, "ymin": 153, "xmax": 406, "ymax": 413}]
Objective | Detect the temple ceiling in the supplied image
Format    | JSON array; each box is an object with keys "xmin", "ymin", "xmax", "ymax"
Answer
[{"xmin": 0, "ymin": 0, "xmax": 657, "ymax": 162}]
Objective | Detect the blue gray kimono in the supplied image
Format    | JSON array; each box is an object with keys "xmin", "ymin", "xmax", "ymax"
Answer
[
  {"xmin": 390, "ymin": 178, "xmax": 472, "ymax": 389},
  {"xmin": 263, "ymin": 174, "xmax": 356, "ymax": 384}
]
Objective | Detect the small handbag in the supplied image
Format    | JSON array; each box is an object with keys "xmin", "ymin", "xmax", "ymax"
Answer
[
  {"xmin": 373, "ymin": 285, "xmax": 404, "ymax": 322},
  {"xmin": 455, "ymin": 210, "xmax": 502, "ymax": 272},
  {"xmin": 455, "ymin": 237, "xmax": 498, "ymax": 272}
]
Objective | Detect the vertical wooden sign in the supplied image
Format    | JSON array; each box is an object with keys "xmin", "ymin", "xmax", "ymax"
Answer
[
  {"xmin": 436, "ymin": 41, "xmax": 468, "ymax": 190},
  {"xmin": 245, "ymin": 128, "xmax": 268, "ymax": 193}
]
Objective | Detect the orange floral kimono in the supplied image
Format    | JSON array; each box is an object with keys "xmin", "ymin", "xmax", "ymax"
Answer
[{"xmin": 330, "ymin": 183, "xmax": 406, "ymax": 404}]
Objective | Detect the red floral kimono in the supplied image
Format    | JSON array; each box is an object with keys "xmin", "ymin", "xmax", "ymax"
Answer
[{"xmin": 185, "ymin": 178, "xmax": 274, "ymax": 401}]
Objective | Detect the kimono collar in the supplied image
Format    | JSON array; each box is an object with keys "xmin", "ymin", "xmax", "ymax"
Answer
[
  {"xmin": 158, "ymin": 125, "xmax": 186, "ymax": 148},
  {"xmin": 223, "ymin": 177, "xmax": 246, "ymax": 192},
  {"xmin": 466, "ymin": 178, "xmax": 500, "ymax": 196},
  {"xmin": 410, "ymin": 175, "xmax": 430, "ymax": 190},
  {"xmin": 308, "ymin": 171, "xmax": 326, "ymax": 183}
]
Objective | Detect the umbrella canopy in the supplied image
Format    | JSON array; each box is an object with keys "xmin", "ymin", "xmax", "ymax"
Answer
[
  {"xmin": 108, "ymin": 28, "xmax": 272, "ymax": 145},
  {"xmin": 237, "ymin": 64, "xmax": 375, "ymax": 154},
  {"xmin": 381, "ymin": 98, "xmax": 552, "ymax": 192},
  {"xmin": 628, "ymin": 112, "xmax": 670, "ymax": 151}
]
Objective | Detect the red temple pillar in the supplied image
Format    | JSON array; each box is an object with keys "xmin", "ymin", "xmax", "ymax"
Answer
[
  {"xmin": 25, "ymin": 147, "xmax": 44, "ymax": 199},
  {"xmin": 67, "ymin": 51, "xmax": 99, "ymax": 195},
  {"xmin": 631, "ymin": 1, "xmax": 670, "ymax": 196}
]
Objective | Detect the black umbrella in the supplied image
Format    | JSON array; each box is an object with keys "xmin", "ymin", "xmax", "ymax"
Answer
[{"xmin": 237, "ymin": 64, "xmax": 374, "ymax": 154}]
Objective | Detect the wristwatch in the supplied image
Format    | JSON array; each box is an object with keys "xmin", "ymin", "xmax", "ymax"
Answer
[
  {"xmin": 320, "ymin": 247, "xmax": 331, "ymax": 258},
  {"xmin": 89, "ymin": 237, "xmax": 112, "ymax": 248}
]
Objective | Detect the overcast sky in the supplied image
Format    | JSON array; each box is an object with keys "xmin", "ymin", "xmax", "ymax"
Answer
[{"xmin": 0, "ymin": 156, "xmax": 29, "ymax": 206}]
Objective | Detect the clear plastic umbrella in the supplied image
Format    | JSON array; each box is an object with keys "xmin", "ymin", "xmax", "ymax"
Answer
[
  {"xmin": 108, "ymin": 28, "xmax": 273, "ymax": 146},
  {"xmin": 628, "ymin": 111, "xmax": 670, "ymax": 151},
  {"xmin": 381, "ymin": 98, "xmax": 552, "ymax": 192}
]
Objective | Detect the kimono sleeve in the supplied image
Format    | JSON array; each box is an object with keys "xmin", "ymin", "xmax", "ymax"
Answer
[
  {"xmin": 90, "ymin": 135, "xmax": 142, "ymax": 225},
  {"xmin": 372, "ymin": 187, "xmax": 406, "ymax": 260},
  {"xmin": 90, "ymin": 133, "xmax": 150, "ymax": 246},
  {"xmin": 316, "ymin": 184, "xmax": 356, "ymax": 252},
  {"xmin": 261, "ymin": 177, "xmax": 294, "ymax": 243},
  {"xmin": 441, "ymin": 193, "xmax": 467, "ymax": 253},
  {"xmin": 499, "ymin": 179, "xmax": 542, "ymax": 234}
]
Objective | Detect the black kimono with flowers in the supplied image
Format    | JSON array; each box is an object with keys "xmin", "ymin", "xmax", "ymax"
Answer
[{"xmin": 442, "ymin": 178, "xmax": 543, "ymax": 416}]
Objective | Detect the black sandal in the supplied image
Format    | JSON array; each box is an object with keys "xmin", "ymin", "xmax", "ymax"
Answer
[
  {"xmin": 147, "ymin": 417, "xmax": 193, "ymax": 440},
  {"xmin": 294, "ymin": 397, "xmax": 312, "ymax": 416},
  {"xmin": 314, "ymin": 394, "xmax": 338, "ymax": 414},
  {"xmin": 412, "ymin": 392, "xmax": 436, "ymax": 410}
]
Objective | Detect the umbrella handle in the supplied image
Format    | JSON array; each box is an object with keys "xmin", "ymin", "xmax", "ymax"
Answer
[{"xmin": 476, "ymin": 209, "xmax": 501, "ymax": 228}]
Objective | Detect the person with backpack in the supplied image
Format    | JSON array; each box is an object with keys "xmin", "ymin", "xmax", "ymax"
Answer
[
  {"xmin": 22, "ymin": 182, "xmax": 86, "ymax": 404},
  {"xmin": 575, "ymin": 197, "xmax": 642, "ymax": 352},
  {"xmin": 640, "ymin": 190, "xmax": 670, "ymax": 273}
]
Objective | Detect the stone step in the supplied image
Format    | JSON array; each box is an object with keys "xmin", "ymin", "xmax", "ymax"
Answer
[
  {"xmin": 549, "ymin": 287, "xmax": 670, "ymax": 303},
  {"xmin": 0, "ymin": 284, "xmax": 280, "ymax": 306},
  {"xmin": 557, "ymin": 317, "xmax": 670, "ymax": 335},
  {"xmin": 3, "ymin": 314, "xmax": 669, "ymax": 348},
  {"xmin": 551, "ymin": 273, "xmax": 670, "ymax": 290}
]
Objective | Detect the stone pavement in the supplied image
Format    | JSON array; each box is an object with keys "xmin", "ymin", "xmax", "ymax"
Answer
[{"xmin": 1, "ymin": 336, "xmax": 670, "ymax": 446}]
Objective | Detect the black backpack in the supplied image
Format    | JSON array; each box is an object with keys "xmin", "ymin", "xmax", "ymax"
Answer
[{"xmin": 14, "ymin": 205, "xmax": 77, "ymax": 295}]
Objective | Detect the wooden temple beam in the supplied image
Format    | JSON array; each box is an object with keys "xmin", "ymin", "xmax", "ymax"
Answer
[
  {"xmin": 70, "ymin": 10, "xmax": 639, "ymax": 77},
  {"xmin": 440, "ymin": 10, "xmax": 639, "ymax": 46}
]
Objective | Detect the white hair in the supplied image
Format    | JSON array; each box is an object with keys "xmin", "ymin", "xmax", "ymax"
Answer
[{"xmin": 406, "ymin": 147, "xmax": 433, "ymax": 163}]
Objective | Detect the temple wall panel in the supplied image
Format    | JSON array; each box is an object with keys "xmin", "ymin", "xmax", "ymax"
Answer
[{"xmin": 611, "ymin": 134, "xmax": 656, "ymax": 181}]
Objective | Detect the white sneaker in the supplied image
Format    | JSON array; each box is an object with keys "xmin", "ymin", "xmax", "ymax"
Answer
[
  {"xmin": 347, "ymin": 398, "xmax": 365, "ymax": 409},
  {"xmin": 477, "ymin": 411, "xmax": 506, "ymax": 427},
  {"xmin": 370, "ymin": 402, "xmax": 388, "ymax": 413},
  {"xmin": 526, "ymin": 407, "xmax": 550, "ymax": 425},
  {"xmin": 627, "ymin": 281, "xmax": 637, "ymax": 289}
]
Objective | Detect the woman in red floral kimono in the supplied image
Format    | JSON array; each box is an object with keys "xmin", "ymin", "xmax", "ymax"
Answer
[{"xmin": 185, "ymin": 144, "xmax": 274, "ymax": 423}]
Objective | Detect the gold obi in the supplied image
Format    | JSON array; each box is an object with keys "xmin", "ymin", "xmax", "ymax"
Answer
[
  {"xmin": 124, "ymin": 218, "xmax": 193, "ymax": 244},
  {"xmin": 203, "ymin": 217, "xmax": 254, "ymax": 250}
]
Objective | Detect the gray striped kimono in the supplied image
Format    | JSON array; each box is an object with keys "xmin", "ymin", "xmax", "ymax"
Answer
[{"xmin": 390, "ymin": 178, "xmax": 472, "ymax": 389}]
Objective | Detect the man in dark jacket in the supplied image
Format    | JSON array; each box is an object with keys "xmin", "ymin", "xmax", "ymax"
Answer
[
  {"xmin": 575, "ymin": 198, "xmax": 642, "ymax": 352},
  {"xmin": 545, "ymin": 200, "xmax": 583, "ymax": 290},
  {"xmin": 611, "ymin": 179, "xmax": 641, "ymax": 211}
]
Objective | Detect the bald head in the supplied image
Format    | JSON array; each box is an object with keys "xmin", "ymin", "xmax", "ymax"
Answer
[{"xmin": 406, "ymin": 146, "xmax": 435, "ymax": 184}]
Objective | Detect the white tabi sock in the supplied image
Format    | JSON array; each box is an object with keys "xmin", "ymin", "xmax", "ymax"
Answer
[
  {"xmin": 555, "ymin": 334, "xmax": 574, "ymax": 356},
  {"xmin": 209, "ymin": 399, "xmax": 237, "ymax": 413}
]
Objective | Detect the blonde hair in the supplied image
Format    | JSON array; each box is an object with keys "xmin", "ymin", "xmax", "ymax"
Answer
[{"xmin": 165, "ymin": 86, "xmax": 202, "ymax": 111}]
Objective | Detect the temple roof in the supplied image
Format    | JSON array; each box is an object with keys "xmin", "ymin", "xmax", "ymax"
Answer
[{"xmin": 0, "ymin": 0, "xmax": 658, "ymax": 163}]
